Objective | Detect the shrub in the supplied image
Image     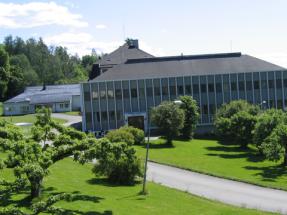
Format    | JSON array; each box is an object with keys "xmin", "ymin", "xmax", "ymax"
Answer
[
  {"xmin": 93, "ymin": 139, "xmax": 142, "ymax": 184},
  {"xmin": 179, "ymin": 96, "xmax": 199, "ymax": 140},
  {"xmin": 106, "ymin": 129, "xmax": 134, "ymax": 145},
  {"xmin": 119, "ymin": 126, "xmax": 145, "ymax": 145},
  {"xmin": 214, "ymin": 100, "xmax": 259, "ymax": 147},
  {"xmin": 151, "ymin": 101, "xmax": 185, "ymax": 145}
]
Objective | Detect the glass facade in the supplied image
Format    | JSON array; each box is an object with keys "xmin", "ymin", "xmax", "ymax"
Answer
[{"xmin": 82, "ymin": 70, "xmax": 287, "ymax": 132}]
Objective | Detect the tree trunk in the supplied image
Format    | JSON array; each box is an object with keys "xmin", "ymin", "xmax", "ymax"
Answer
[{"xmin": 31, "ymin": 179, "xmax": 42, "ymax": 198}]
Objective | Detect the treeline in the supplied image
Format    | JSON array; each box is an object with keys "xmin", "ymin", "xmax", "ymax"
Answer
[{"xmin": 0, "ymin": 35, "xmax": 99, "ymax": 101}]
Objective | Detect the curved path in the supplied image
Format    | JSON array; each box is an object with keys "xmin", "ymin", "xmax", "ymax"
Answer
[
  {"xmin": 51, "ymin": 113, "xmax": 287, "ymax": 214},
  {"xmin": 147, "ymin": 162, "xmax": 287, "ymax": 214}
]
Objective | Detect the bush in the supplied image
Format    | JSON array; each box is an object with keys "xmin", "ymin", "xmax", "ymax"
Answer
[
  {"xmin": 179, "ymin": 96, "xmax": 199, "ymax": 139},
  {"xmin": 106, "ymin": 129, "xmax": 135, "ymax": 145},
  {"xmin": 93, "ymin": 139, "xmax": 142, "ymax": 184},
  {"xmin": 119, "ymin": 126, "xmax": 145, "ymax": 145},
  {"xmin": 151, "ymin": 101, "xmax": 185, "ymax": 145},
  {"xmin": 214, "ymin": 100, "xmax": 259, "ymax": 147}
]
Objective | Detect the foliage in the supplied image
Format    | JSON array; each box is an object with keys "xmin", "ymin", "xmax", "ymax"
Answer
[
  {"xmin": 214, "ymin": 100, "xmax": 259, "ymax": 147},
  {"xmin": 0, "ymin": 35, "xmax": 99, "ymax": 101},
  {"xmin": 253, "ymin": 109, "xmax": 287, "ymax": 151},
  {"xmin": 179, "ymin": 96, "xmax": 199, "ymax": 139},
  {"xmin": 92, "ymin": 139, "xmax": 142, "ymax": 184},
  {"xmin": 106, "ymin": 129, "xmax": 135, "ymax": 145},
  {"xmin": 0, "ymin": 108, "xmax": 96, "ymax": 198},
  {"xmin": 119, "ymin": 126, "xmax": 145, "ymax": 145},
  {"xmin": 151, "ymin": 101, "xmax": 185, "ymax": 145}
]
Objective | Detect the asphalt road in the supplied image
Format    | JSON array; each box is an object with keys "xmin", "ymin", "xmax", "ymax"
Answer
[
  {"xmin": 147, "ymin": 162, "xmax": 287, "ymax": 214},
  {"xmin": 51, "ymin": 113, "xmax": 287, "ymax": 214}
]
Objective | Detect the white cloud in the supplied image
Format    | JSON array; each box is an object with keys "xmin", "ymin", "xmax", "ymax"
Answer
[
  {"xmin": 95, "ymin": 24, "xmax": 107, "ymax": 29},
  {"xmin": 44, "ymin": 32, "xmax": 122, "ymax": 56},
  {"xmin": 0, "ymin": 2, "xmax": 88, "ymax": 28},
  {"xmin": 140, "ymin": 41, "xmax": 167, "ymax": 57}
]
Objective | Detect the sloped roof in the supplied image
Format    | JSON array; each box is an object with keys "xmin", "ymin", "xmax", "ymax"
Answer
[
  {"xmin": 98, "ymin": 43, "xmax": 154, "ymax": 66},
  {"xmin": 4, "ymin": 84, "xmax": 80, "ymax": 104},
  {"xmin": 91, "ymin": 53, "xmax": 286, "ymax": 82}
]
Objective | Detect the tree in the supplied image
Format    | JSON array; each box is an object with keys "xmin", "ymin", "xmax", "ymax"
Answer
[
  {"xmin": 179, "ymin": 96, "xmax": 199, "ymax": 139},
  {"xmin": 261, "ymin": 124, "xmax": 287, "ymax": 166},
  {"xmin": 0, "ymin": 108, "xmax": 96, "ymax": 198},
  {"xmin": 151, "ymin": 101, "xmax": 185, "ymax": 145},
  {"xmin": 0, "ymin": 46, "xmax": 10, "ymax": 99},
  {"xmin": 214, "ymin": 100, "xmax": 259, "ymax": 147},
  {"xmin": 253, "ymin": 109, "xmax": 287, "ymax": 151}
]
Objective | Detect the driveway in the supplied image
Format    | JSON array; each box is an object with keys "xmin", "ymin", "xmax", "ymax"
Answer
[
  {"xmin": 147, "ymin": 162, "xmax": 287, "ymax": 214},
  {"xmin": 51, "ymin": 113, "xmax": 82, "ymax": 126}
]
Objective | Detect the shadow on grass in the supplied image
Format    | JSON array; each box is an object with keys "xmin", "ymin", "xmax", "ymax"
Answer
[
  {"xmin": 86, "ymin": 178, "xmax": 141, "ymax": 187},
  {"xmin": 244, "ymin": 165, "xmax": 287, "ymax": 181},
  {"xmin": 60, "ymin": 209, "xmax": 113, "ymax": 215}
]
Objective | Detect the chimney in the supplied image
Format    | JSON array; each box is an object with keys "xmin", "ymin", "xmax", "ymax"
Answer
[{"xmin": 127, "ymin": 39, "xmax": 139, "ymax": 49}]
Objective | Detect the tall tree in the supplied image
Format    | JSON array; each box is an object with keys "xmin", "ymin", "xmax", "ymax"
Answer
[{"xmin": 0, "ymin": 46, "xmax": 10, "ymax": 99}]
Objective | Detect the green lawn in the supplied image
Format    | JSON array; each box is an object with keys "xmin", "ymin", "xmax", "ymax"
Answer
[
  {"xmin": 63, "ymin": 111, "xmax": 81, "ymax": 116},
  {"xmin": 0, "ymin": 114, "xmax": 67, "ymax": 124},
  {"xmin": 0, "ymin": 102, "xmax": 3, "ymax": 116},
  {"xmin": 134, "ymin": 138, "xmax": 287, "ymax": 191},
  {"xmin": 0, "ymin": 154, "xmax": 271, "ymax": 215}
]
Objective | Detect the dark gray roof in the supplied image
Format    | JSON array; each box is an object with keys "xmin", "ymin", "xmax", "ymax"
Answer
[
  {"xmin": 4, "ymin": 84, "xmax": 80, "ymax": 104},
  {"xmin": 98, "ymin": 43, "xmax": 154, "ymax": 66},
  {"xmin": 91, "ymin": 53, "xmax": 286, "ymax": 82}
]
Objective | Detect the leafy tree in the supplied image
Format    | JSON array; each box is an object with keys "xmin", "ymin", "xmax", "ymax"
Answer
[
  {"xmin": 253, "ymin": 109, "xmax": 287, "ymax": 151},
  {"xmin": 106, "ymin": 128, "xmax": 135, "ymax": 145},
  {"xmin": 151, "ymin": 101, "xmax": 185, "ymax": 145},
  {"xmin": 119, "ymin": 126, "xmax": 145, "ymax": 145},
  {"xmin": 0, "ymin": 108, "xmax": 96, "ymax": 198},
  {"xmin": 0, "ymin": 46, "xmax": 10, "ymax": 99},
  {"xmin": 261, "ymin": 124, "xmax": 287, "ymax": 166},
  {"xmin": 214, "ymin": 100, "xmax": 259, "ymax": 147},
  {"xmin": 179, "ymin": 96, "xmax": 199, "ymax": 139}
]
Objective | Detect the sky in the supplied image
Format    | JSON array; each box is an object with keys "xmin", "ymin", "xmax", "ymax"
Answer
[{"xmin": 0, "ymin": 0, "xmax": 287, "ymax": 67}]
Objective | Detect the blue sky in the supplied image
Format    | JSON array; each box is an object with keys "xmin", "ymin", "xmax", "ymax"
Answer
[{"xmin": 0, "ymin": 0, "xmax": 287, "ymax": 67}]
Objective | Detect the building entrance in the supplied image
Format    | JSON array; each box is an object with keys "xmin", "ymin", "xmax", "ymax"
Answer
[{"xmin": 128, "ymin": 115, "xmax": 145, "ymax": 130}]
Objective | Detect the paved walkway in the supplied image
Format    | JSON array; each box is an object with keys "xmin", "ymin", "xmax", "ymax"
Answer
[{"xmin": 147, "ymin": 162, "xmax": 287, "ymax": 214}]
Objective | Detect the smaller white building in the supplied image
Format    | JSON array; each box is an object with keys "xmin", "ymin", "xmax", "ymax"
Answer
[{"xmin": 4, "ymin": 84, "xmax": 81, "ymax": 116}]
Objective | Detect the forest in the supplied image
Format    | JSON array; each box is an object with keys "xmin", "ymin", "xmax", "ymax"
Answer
[{"xmin": 0, "ymin": 35, "xmax": 99, "ymax": 101}]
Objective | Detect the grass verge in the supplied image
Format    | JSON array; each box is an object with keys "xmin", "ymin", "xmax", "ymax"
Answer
[
  {"xmin": 134, "ymin": 138, "xmax": 287, "ymax": 191},
  {"xmin": 0, "ymin": 155, "xmax": 272, "ymax": 214},
  {"xmin": 0, "ymin": 114, "xmax": 67, "ymax": 124}
]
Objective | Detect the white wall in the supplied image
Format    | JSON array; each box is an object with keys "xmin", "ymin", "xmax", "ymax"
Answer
[
  {"xmin": 72, "ymin": 95, "xmax": 81, "ymax": 111},
  {"xmin": 3, "ymin": 102, "xmax": 33, "ymax": 116}
]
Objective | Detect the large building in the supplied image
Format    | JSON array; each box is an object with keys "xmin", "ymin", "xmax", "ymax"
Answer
[
  {"xmin": 81, "ymin": 40, "xmax": 287, "ymax": 134},
  {"xmin": 4, "ymin": 84, "xmax": 81, "ymax": 116}
]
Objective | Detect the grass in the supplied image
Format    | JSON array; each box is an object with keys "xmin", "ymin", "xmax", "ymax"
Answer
[
  {"xmin": 0, "ymin": 154, "xmax": 272, "ymax": 215},
  {"xmin": 0, "ymin": 114, "xmax": 67, "ymax": 124},
  {"xmin": 134, "ymin": 138, "xmax": 287, "ymax": 191},
  {"xmin": 63, "ymin": 111, "xmax": 81, "ymax": 116},
  {"xmin": 0, "ymin": 102, "xmax": 3, "ymax": 116}
]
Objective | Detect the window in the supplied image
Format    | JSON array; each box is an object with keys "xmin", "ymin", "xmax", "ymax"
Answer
[
  {"xmin": 201, "ymin": 84, "xmax": 206, "ymax": 93},
  {"xmin": 246, "ymin": 81, "xmax": 252, "ymax": 90},
  {"xmin": 231, "ymin": 82, "xmax": 237, "ymax": 91},
  {"xmin": 147, "ymin": 87, "xmax": 153, "ymax": 97},
  {"xmin": 177, "ymin": 85, "xmax": 184, "ymax": 95},
  {"xmin": 216, "ymin": 83, "xmax": 222, "ymax": 93},
  {"xmin": 162, "ymin": 86, "xmax": 168, "ymax": 96},
  {"xmin": 116, "ymin": 111, "xmax": 123, "ymax": 121},
  {"xmin": 154, "ymin": 86, "xmax": 161, "ymax": 96},
  {"xmin": 169, "ymin": 85, "xmax": 176, "ymax": 96},
  {"xmin": 92, "ymin": 91, "xmax": 98, "ymax": 99},
  {"xmin": 202, "ymin": 104, "xmax": 208, "ymax": 114},
  {"xmin": 115, "ymin": 89, "xmax": 122, "ymax": 99},
  {"xmin": 65, "ymin": 103, "xmax": 69, "ymax": 108},
  {"xmin": 123, "ymin": 89, "xmax": 129, "ymax": 99},
  {"xmin": 84, "ymin": 92, "xmax": 90, "ymax": 101},
  {"xmin": 277, "ymin": 100, "xmax": 283, "ymax": 109},
  {"xmin": 100, "ymin": 90, "xmax": 106, "ymax": 99},
  {"xmin": 185, "ymin": 85, "xmax": 191, "ymax": 95},
  {"xmin": 193, "ymin": 84, "xmax": 199, "ymax": 94},
  {"xmin": 209, "ymin": 104, "xmax": 215, "ymax": 114},
  {"xmin": 131, "ymin": 88, "xmax": 137, "ymax": 98},
  {"xmin": 107, "ymin": 90, "xmax": 114, "ymax": 99},
  {"xmin": 268, "ymin": 80, "xmax": 274, "ymax": 89},
  {"xmin": 284, "ymin": 79, "xmax": 287, "ymax": 88},
  {"xmin": 101, "ymin": 112, "xmax": 107, "ymax": 121},
  {"xmin": 239, "ymin": 81, "xmax": 245, "ymax": 91},
  {"xmin": 223, "ymin": 82, "xmax": 229, "ymax": 92},
  {"xmin": 208, "ymin": 83, "xmax": 214, "ymax": 93},
  {"xmin": 276, "ymin": 79, "xmax": 282, "ymax": 89},
  {"xmin": 60, "ymin": 103, "xmax": 64, "ymax": 109},
  {"xmin": 253, "ymin": 81, "xmax": 259, "ymax": 90},
  {"xmin": 20, "ymin": 106, "xmax": 29, "ymax": 112},
  {"xmin": 109, "ymin": 111, "xmax": 115, "ymax": 120},
  {"xmin": 96, "ymin": 112, "xmax": 100, "ymax": 122}
]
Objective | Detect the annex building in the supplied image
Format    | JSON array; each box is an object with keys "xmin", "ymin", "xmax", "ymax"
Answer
[
  {"xmin": 81, "ymin": 40, "xmax": 287, "ymax": 134},
  {"xmin": 4, "ymin": 84, "xmax": 81, "ymax": 116}
]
